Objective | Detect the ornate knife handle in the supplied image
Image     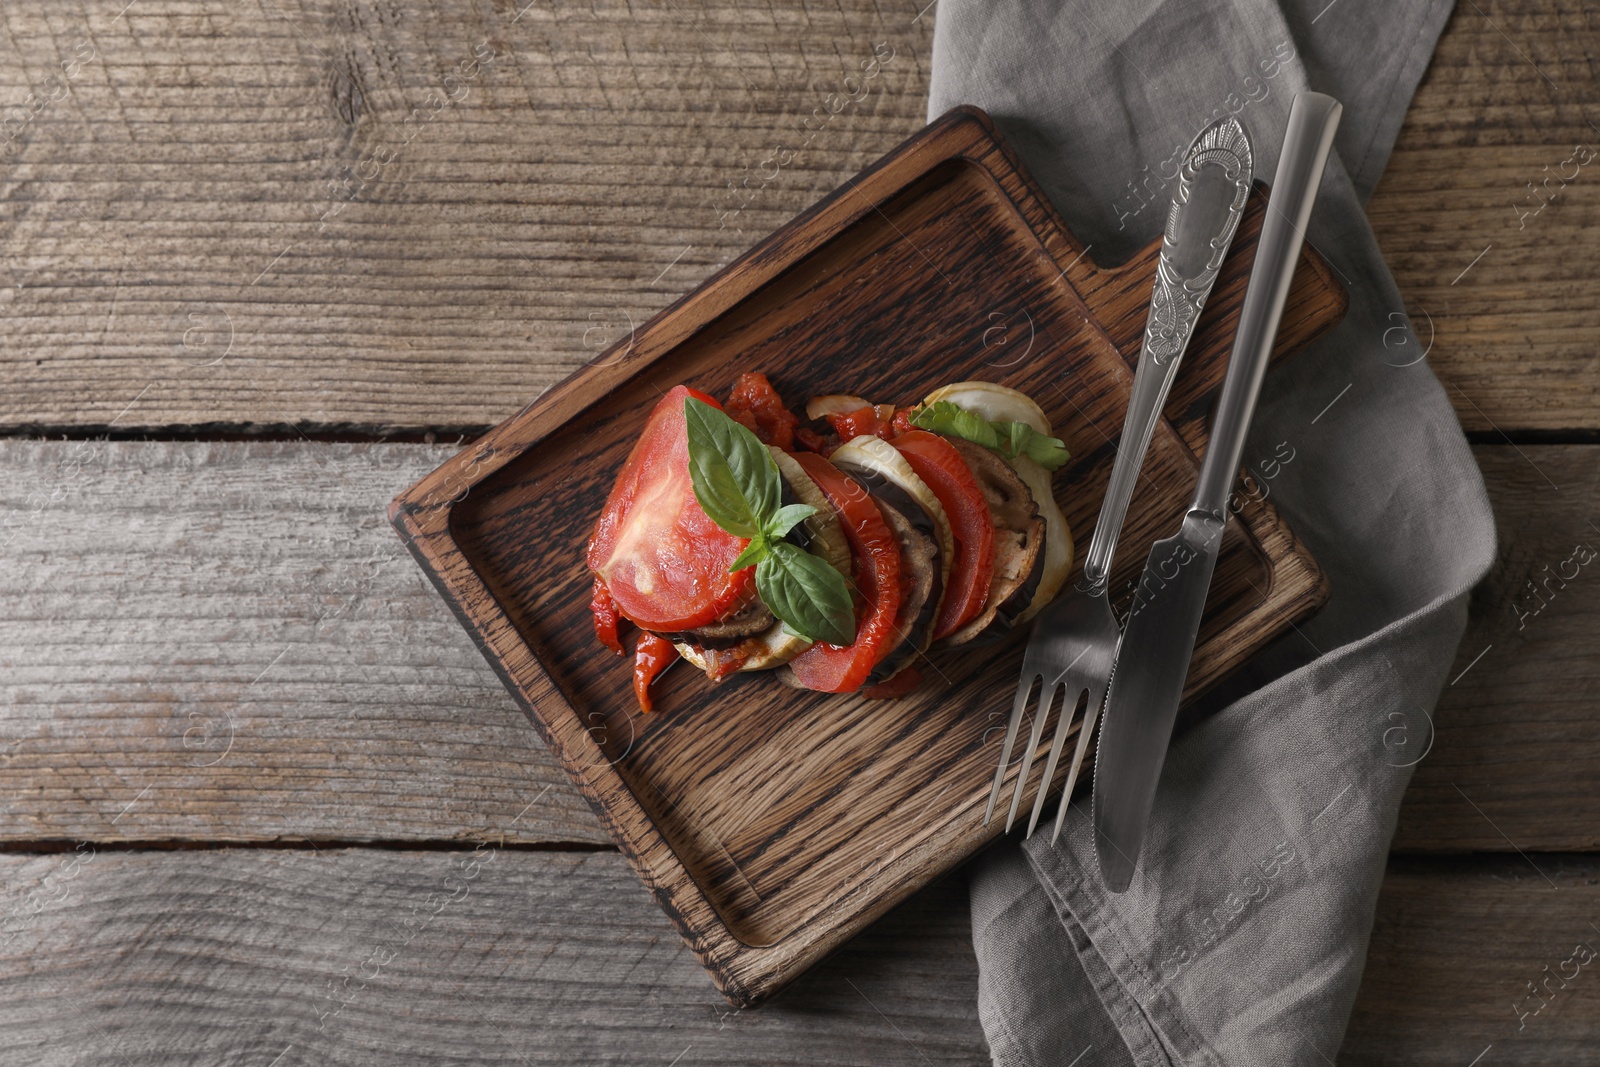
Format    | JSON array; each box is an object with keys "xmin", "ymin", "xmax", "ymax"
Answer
[{"xmin": 1078, "ymin": 117, "xmax": 1254, "ymax": 592}]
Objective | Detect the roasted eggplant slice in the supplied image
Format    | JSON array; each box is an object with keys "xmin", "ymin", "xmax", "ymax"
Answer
[
  {"xmin": 863, "ymin": 492, "xmax": 941, "ymax": 684},
  {"xmin": 830, "ymin": 435, "xmax": 954, "ymax": 592},
  {"xmin": 663, "ymin": 597, "xmax": 774, "ymax": 649}
]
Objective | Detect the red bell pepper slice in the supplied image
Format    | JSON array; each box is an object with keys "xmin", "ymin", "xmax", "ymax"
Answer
[
  {"xmin": 890, "ymin": 429, "xmax": 995, "ymax": 639},
  {"xmin": 632, "ymin": 632, "xmax": 679, "ymax": 714},
  {"xmin": 784, "ymin": 451, "xmax": 903, "ymax": 693}
]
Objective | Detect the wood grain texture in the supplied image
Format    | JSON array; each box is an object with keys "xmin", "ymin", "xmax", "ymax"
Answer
[
  {"xmin": 0, "ymin": 848, "xmax": 1592, "ymax": 1065},
  {"xmin": 0, "ymin": 1, "xmax": 1591, "ymax": 432},
  {"xmin": 1366, "ymin": 0, "xmax": 1600, "ymax": 432},
  {"xmin": 0, "ymin": 438, "xmax": 604, "ymax": 847},
  {"xmin": 0, "ymin": 0, "xmax": 935, "ymax": 432},
  {"xmin": 1344, "ymin": 855, "xmax": 1600, "ymax": 1066},
  {"xmin": 391, "ymin": 105, "xmax": 1340, "ymax": 1005},
  {"xmin": 1395, "ymin": 445, "xmax": 1600, "ymax": 852},
  {"xmin": 0, "ymin": 847, "xmax": 984, "ymax": 1066},
  {"xmin": 3, "ymin": 440, "xmax": 1596, "ymax": 858}
]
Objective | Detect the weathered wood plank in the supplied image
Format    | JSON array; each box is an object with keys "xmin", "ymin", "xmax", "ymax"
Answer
[
  {"xmin": 0, "ymin": 848, "xmax": 1593, "ymax": 1064},
  {"xmin": 1343, "ymin": 855, "xmax": 1600, "ymax": 1065},
  {"xmin": 0, "ymin": 439, "xmax": 606, "ymax": 845},
  {"xmin": 1395, "ymin": 445, "xmax": 1600, "ymax": 851},
  {"xmin": 2, "ymin": 440, "xmax": 1595, "ymax": 852},
  {"xmin": 1366, "ymin": 0, "xmax": 1600, "ymax": 433},
  {"xmin": 0, "ymin": 1, "xmax": 1594, "ymax": 432},
  {"xmin": 0, "ymin": 847, "xmax": 985, "ymax": 1066},
  {"xmin": 0, "ymin": 0, "xmax": 933, "ymax": 431}
]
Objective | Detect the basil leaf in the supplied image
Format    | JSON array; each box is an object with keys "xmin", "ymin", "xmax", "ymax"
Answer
[
  {"xmin": 910, "ymin": 400, "xmax": 1000, "ymax": 450},
  {"xmin": 911, "ymin": 401, "xmax": 1069, "ymax": 471},
  {"xmin": 727, "ymin": 533, "xmax": 768, "ymax": 574},
  {"xmin": 681, "ymin": 394, "xmax": 856, "ymax": 643},
  {"xmin": 1019, "ymin": 431, "xmax": 1070, "ymax": 471},
  {"xmin": 684, "ymin": 397, "xmax": 781, "ymax": 538},
  {"xmin": 996, "ymin": 421, "xmax": 1070, "ymax": 471},
  {"xmin": 756, "ymin": 541, "xmax": 856, "ymax": 646},
  {"xmin": 765, "ymin": 502, "xmax": 817, "ymax": 541}
]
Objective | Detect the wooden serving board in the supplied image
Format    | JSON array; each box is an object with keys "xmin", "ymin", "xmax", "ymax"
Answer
[{"xmin": 389, "ymin": 106, "xmax": 1344, "ymax": 1007}]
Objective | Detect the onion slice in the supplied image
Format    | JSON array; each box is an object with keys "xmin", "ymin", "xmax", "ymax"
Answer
[
  {"xmin": 805, "ymin": 393, "xmax": 872, "ymax": 420},
  {"xmin": 922, "ymin": 381, "xmax": 1050, "ymax": 434}
]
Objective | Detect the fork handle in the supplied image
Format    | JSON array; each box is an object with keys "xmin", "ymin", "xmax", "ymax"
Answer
[
  {"xmin": 1080, "ymin": 329, "xmax": 1187, "ymax": 591},
  {"xmin": 1079, "ymin": 117, "xmax": 1253, "ymax": 592}
]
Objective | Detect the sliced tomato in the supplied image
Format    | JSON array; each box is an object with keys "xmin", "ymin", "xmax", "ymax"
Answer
[
  {"xmin": 586, "ymin": 385, "xmax": 755, "ymax": 632},
  {"xmin": 724, "ymin": 371, "xmax": 800, "ymax": 450},
  {"xmin": 632, "ymin": 632, "xmax": 679, "ymax": 714},
  {"xmin": 785, "ymin": 451, "xmax": 903, "ymax": 693},
  {"xmin": 890, "ymin": 429, "xmax": 995, "ymax": 639}
]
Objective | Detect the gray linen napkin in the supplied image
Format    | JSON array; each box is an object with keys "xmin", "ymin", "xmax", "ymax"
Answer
[{"xmin": 928, "ymin": 1, "xmax": 1498, "ymax": 1063}]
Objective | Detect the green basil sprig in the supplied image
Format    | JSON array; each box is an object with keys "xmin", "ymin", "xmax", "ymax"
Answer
[
  {"xmin": 683, "ymin": 398, "xmax": 856, "ymax": 646},
  {"xmin": 909, "ymin": 400, "xmax": 1070, "ymax": 471}
]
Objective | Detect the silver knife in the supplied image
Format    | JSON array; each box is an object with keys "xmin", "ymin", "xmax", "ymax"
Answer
[{"xmin": 1092, "ymin": 92, "xmax": 1344, "ymax": 893}]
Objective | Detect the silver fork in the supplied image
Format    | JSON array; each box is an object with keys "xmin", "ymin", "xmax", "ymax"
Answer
[{"xmin": 984, "ymin": 115, "xmax": 1254, "ymax": 842}]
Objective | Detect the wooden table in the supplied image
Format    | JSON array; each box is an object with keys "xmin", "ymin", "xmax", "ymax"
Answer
[{"xmin": 1, "ymin": 2, "xmax": 1594, "ymax": 1062}]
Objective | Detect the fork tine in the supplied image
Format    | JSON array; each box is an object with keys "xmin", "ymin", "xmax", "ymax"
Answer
[
  {"xmin": 1051, "ymin": 681, "xmax": 1107, "ymax": 845},
  {"xmin": 1004, "ymin": 679, "xmax": 1058, "ymax": 832},
  {"xmin": 984, "ymin": 673, "xmax": 1037, "ymax": 823},
  {"xmin": 1026, "ymin": 686, "xmax": 1084, "ymax": 837}
]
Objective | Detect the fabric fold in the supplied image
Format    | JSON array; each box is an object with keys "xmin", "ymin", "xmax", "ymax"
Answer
[{"xmin": 931, "ymin": 1, "xmax": 1495, "ymax": 1062}]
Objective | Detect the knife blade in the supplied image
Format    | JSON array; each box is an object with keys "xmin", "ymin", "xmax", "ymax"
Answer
[{"xmin": 1092, "ymin": 92, "xmax": 1344, "ymax": 893}]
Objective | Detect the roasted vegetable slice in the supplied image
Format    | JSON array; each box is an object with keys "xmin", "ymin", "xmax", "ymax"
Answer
[
  {"xmin": 674, "ymin": 447, "xmax": 852, "ymax": 677},
  {"xmin": 782, "ymin": 452, "xmax": 903, "ymax": 693},
  {"xmin": 856, "ymin": 486, "xmax": 942, "ymax": 686},
  {"xmin": 918, "ymin": 382, "xmax": 1072, "ymax": 620},
  {"xmin": 891, "ymin": 429, "xmax": 995, "ymax": 639},
  {"xmin": 934, "ymin": 436, "xmax": 1046, "ymax": 648},
  {"xmin": 830, "ymin": 434, "xmax": 954, "ymax": 593}
]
